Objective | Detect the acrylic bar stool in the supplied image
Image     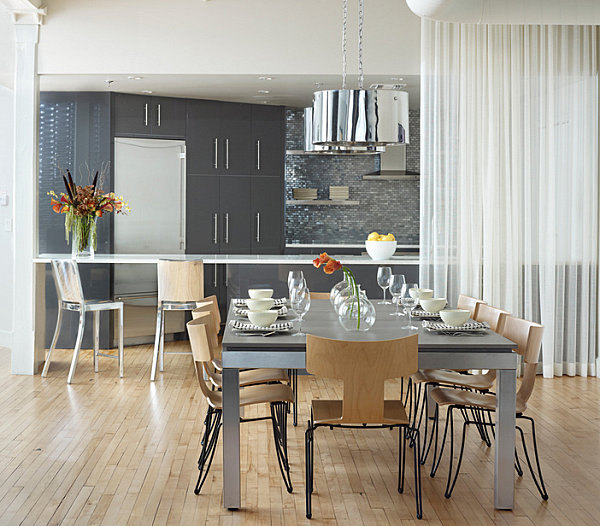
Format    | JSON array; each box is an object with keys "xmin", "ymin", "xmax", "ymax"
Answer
[
  {"xmin": 151, "ymin": 259, "xmax": 204, "ymax": 381},
  {"xmin": 42, "ymin": 260, "xmax": 124, "ymax": 384}
]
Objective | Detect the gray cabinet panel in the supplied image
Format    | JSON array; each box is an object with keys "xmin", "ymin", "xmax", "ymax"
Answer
[
  {"xmin": 113, "ymin": 93, "xmax": 152, "ymax": 136},
  {"xmin": 251, "ymin": 177, "xmax": 283, "ymax": 253},
  {"xmin": 252, "ymin": 105, "xmax": 284, "ymax": 176},
  {"xmin": 187, "ymin": 100, "xmax": 221, "ymax": 174},
  {"xmin": 220, "ymin": 103, "xmax": 252, "ymax": 175},
  {"xmin": 151, "ymin": 97, "xmax": 186, "ymax": 138},
  {"xmin": 186, "ymin": 176, "xmax": 221, "ymax": 253},
  {"xmin": 219, "ymin": 177, "xmax": 252, "ymax": 253}
]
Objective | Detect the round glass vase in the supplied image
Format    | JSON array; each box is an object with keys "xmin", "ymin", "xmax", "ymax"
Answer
[
  {"xmin": 333, "ymin": 284, "xmax": 354, "ymax": 315},
  {"xmin": 337, "ymin": 286, "xmax": 376, "ymax": 331},
  {"xmin": 70, "ymin": 216, "xmax": 97, "ymax": 259},
  {"xmin": 330, "ymin": 278, "xmax": 349, "ymax": 306}
]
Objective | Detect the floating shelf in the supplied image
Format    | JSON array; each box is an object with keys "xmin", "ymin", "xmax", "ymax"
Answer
[
  {"xmin": 287, "ymin": 199, "xmax": 360, "ymax": 206},
  {"xmin": 362, "ymin": 174, "xmax": 420, "ymax": 181}
]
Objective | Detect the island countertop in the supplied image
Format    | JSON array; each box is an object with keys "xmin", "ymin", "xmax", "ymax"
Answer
[{"xmin": 34, "ymin": 253, "xmax": 420, "ymax": 265}]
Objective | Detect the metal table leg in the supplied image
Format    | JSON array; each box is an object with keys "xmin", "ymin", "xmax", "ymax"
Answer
[
  {"xmin": 222, "ymin": 366, "xmax": 241, "ymax": 509},
  {"xmin": 495, "ymin": 368, "xmax": 516, "ymax": 509}
]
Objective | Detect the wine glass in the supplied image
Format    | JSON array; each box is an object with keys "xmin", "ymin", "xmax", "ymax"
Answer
[
  {"xmin": 388, "ymin": 274, "xmax": 406, "ymax": 316},
  {"xmin": 401, "ymin": 282, "xmax": 420, "ymax": 329},
  {"xmin": 291, "ymin": 287, "xmax": 311, "ymax": 336},
  {"xmin": 376, "ymin": 266, "xmax": 393, "ymax": 304},
  {"xmin": 287, "ymin": 270, "xmax": 304, "ymax": 295}
]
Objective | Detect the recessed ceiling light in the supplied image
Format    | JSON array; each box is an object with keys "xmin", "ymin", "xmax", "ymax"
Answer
[
  {"xmin": 262, "ymin": 101, "xmax": 269, "ymax": 104},
  {"xmin": 257, "ymin": 89, "xmax": 270, "ymax": 94},
  {"xmin": 142, "ymin": 90, "xmax": 153, "ymax": 94},
  {"xmin": 391, "ymin": 77, "xmax": 404, "ymax": 81},
  {"xmin": 258, "ymin": 76, "xmax": 273, "ymax": 81},
  {"xmin": 128, "ymin": 76, "xmax": 143, "ymax": 80}
]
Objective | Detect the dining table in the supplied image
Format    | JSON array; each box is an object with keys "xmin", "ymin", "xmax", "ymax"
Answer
[{"xmin": 220, "ymin": 299, "xmax": 518, "ymax": 510}]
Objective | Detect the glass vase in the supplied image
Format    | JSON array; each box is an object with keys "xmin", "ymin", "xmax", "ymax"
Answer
[
  {"xmin": 337, "ymin": 286, "xmax": 376, "ymax": 331},
  {"xmin": 330, "ymin": 278, "xmax": 349, "ymax": 306},
  {"xmin": 70, "ymin": 216, "xmax": 97, "ymax": 259},
  {"xmin": 333, "ymin": 283, "xmax": 354, "ymax": 314}
]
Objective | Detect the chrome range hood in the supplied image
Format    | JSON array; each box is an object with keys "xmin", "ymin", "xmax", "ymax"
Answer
[{"xmin": 301, "ymin": 107, "xmax": 383, "ymax": 155}]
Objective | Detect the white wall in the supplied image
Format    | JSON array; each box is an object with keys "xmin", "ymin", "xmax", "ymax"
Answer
[
  {"xmin": 0, "ymin": 84, "xmax": 14, "ymax": 349},
  {"xmin": 0, "ymin": 8, "xmax": 15, "ymax": 88},
  {"xmin": 38, "ymin": 0, "xmax": 421, "ymax": 76}
]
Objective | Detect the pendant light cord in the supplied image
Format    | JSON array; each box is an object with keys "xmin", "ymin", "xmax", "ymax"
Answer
[
  {"xmin": 342, "ymin": 0, "xmax": 348, "ymax": 90},
  {"xmin": 358, "ymin": 0, "xmax": 364, "ymax": 89}
]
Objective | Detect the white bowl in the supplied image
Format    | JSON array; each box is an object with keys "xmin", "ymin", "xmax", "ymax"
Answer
[
  {"xmin": 409, "ymin": 288, "xmax": 434, "ymax": 300},
  {"xmin": 246, "ymin": 298, "xmax": 275, "ymax": 311},
  {"xmin": 248, "ymin": 288, "xmax": 273, "ymax": 299},
  {"xmin": 440, "ymin": 309, "xmax": 470, "ymax": 327},
  {"xmin": 247, "ymin": 310, "xmax": 278, "ymax": 327},
  {"xmin": 365, "ymin": 240, "xmax": 397, "ymax": 260},
  {"xmin": 420, "ymin": 298, "xmax": 447, "ymax": 313}
]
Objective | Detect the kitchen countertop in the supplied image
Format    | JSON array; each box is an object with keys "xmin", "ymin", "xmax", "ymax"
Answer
[
  {"xmin": 34, "ymin": 253, "xmax": 420, "ymax": 265},
  {"xmin": 285, "ymin": 243, "xmax": 419, "ymax": 249}
]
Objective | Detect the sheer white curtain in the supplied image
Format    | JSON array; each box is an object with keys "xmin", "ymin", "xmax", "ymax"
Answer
[{"xmin": 420, "ymin": 21, "xmax": 599, "ymax": 377}]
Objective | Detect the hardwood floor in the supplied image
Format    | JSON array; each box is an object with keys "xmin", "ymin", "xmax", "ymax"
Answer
[{"xmin": 0, "ymin": 343, "xmax": 598, "ymax": 525}]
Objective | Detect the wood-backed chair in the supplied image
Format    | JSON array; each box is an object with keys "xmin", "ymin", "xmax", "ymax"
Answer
[
  {"xmin": 151, "ymin": 260, "xmax": 204, "ymax": 381},
  {"xmin": 411, "ymin": 304, "xmax": 511, "ymax": 462},
  {"xmin": 187, "ymin": 313, "xmax": 294, "ymax": 494},
  {"xmin": 429, "ymin": 316, "xmax": 548, "ymax": 500},
  {"xmin": 309, "ymin": 292, "xmax": 330, "ymax": 300},
  {"xmin": 304, "ymin": 334, "xmax": 423, "ymax": 520},
  {"xmin": 42, "ymin": 260, "xmax": 124, "ymax": 384},
  {"xmin": 191, "ymin": 306, "xmax": 289, "ymax": 388},
  {"xmin": 456, "ymin": 294, "xmax": 486, "ymax": 318}
]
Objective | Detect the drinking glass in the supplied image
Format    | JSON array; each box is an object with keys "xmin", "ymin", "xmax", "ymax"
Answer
[
  {"xmin": 401, "ymin": 282, "xmax": 420, "ymax": 329},
  {"xmin": 376, "ymin": 266, "xmax": 393, "ymax": 304},
  {"xmin": 291, "ymin": 287, "xmax": 311, "ymax": 336},
  {"xmin": 287, "ymin": 270, "xmax": 304, "ymax": 295},
  {"xmin": 388, "ymin": 274, "xmax": 406, "ymax": 316}
]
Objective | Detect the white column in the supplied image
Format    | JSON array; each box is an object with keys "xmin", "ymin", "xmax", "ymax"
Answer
[{"xmin": 11, "ymin": 22, "xmax": 40, "ymax": 374}]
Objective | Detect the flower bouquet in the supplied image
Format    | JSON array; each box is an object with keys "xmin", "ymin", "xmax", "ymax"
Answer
[{"xmin": 49, "ymin": 165, "xmax": 129, "ymax": 257}]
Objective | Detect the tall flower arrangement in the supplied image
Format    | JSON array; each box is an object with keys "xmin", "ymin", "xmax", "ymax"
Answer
[
  {"xmin": 48, "ymin": 165, "xmax": 129, "ymax": 254},
  {"xmin": 313, "ymin": 252, "xmax": 361, "ymax": 328}
]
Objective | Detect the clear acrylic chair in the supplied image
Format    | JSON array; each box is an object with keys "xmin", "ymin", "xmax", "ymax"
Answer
[
  {"xmin": 151, "ymin": 260, "xmax": 204, "ymax": 381},
  {"xmin": 42, "ymin": 260, "xmax": 124, "ymax": 384}
]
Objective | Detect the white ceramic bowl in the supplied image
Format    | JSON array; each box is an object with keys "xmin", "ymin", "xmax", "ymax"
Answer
[
  {"xmin": 365, "ymin": 240, "xmax": 397, "ymax": 260},
  {"xmin": 420, "ymin": 298, "xmax": 447, "ymax": 313},
  {"xmin": 247, "ymin": 310, "xmax": 278, "ymax": 327},
  {"xmin": 246, "ymin": 298, "xmax": 275, "ymax": 311},
  {"xmin": 409, "ymin": 288, "xmax": 434, "ymax": 300},
  {"xmin": 440, "ymin": 309, "xmax": 470, "ymax": 327},
  {"xmin": 248, "ymin": 288, "xmax": 274, "ymax": 299}
]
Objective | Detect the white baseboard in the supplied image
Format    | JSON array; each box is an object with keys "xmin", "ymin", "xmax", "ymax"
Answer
[{"xmin": 0, "ymin": 330, "xmax": 13, "ymax": 350}]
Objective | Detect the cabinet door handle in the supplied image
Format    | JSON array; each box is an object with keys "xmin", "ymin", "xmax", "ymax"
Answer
[
  {"xmin": 213, "ymin": 213, "xmax": 218, "ymax": 244},
  {"xmin": 213, "ymin": 138, "xmax": 218, "ymax": 169},
  {"xmin": 144, "ymin": 103, "xmax": 148, "ymax": 126},
  {"xmin": 213, "ymin": 263, "xmax": 218, "ymax": 287},
  {"xmin": 157, "ymin": 103, "xmax": 161, "ymax": 127},
  {"xmin": 225, "ymin": 138, "xmax": 229, "ymax": 170},
  {"xmin": 256, "ymin": 212, "xmax": 260, "ymax": 243},
  {"xmin": 257, "ymin": 140, "xmax": 261, "ymax": 170},
  {"xmin": 224, "ymin": 213, "xmax": 229, "ymax": 244}
]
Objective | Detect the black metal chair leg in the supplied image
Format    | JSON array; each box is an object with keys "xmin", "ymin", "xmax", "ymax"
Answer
[
  {"xmin": 412, "ymin": 427, "xmax": 423, "ymax": 519},
  {"xmin": 430, "ymin": 405, "xmax": 450, "ymax": 477},
  {"xmin": 195, "ymin": 407, "xmax": 222, "ymax": 495},
  {"xmin": 398, "ymin": 426, "xmax": 406, "ymax": 493},
  {"xmin": 305, "ymin": 421, "xmax": 314, "ymax": 519},
  {"xmin": 515, "ymin": 448, "xmax": 524, "ymax": 477},
  {"xmin": 293, "ymin": 369, "xmax": 298, "ymax": 426},
  {"xmin": 270, "ymin": 402, "xmax": 293, "ymax": 493},
  {"xmin": 421, "ymin": 398, "xmax": 437, "ymax": 465},
  {"xmin": 445, "ymin": 417, "xmax": 467, "ymax": 498},
  {"xmin": 517, "ymin": 416, "xmax": 549, "ymax": 500}
]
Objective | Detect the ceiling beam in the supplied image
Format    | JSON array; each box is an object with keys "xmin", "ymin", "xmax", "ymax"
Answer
[{"xmin": 0, "ymin": 0, "xmax": 45, "ymax": 24}]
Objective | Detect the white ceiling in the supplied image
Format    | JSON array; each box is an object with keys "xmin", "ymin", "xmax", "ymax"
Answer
[{"xmin": 40, "ymin": 73, "xmax": 421, "ymax": 109}]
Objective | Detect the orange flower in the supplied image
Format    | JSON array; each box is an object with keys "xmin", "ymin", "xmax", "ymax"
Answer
[
  {"xmin": 313, "ymin": 252, "xmax": 331, "ymax": 268},
  {"xmin": 323, "ymin": 259, "xmax": 342, "ymax": 274},
  {"xmin": 51, "ymin": 198, "xmax": 64, "ymax": 214},
  {"xmin": 95, "ymin": 209, "xmax": 103, "ymax": 217}
]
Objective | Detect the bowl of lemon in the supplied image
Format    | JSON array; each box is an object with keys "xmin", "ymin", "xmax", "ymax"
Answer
[{"xmin": 365, "ymin": 232, "xmax": 398, "ymax": 260}]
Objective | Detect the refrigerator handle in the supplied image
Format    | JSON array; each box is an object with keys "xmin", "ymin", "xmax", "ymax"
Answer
[{"xmin": 213, "ymin": 213, "xmax": 218, "ymax": 245}]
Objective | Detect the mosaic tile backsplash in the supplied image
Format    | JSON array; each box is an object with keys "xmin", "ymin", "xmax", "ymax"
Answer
[{"xmin": 285, "ymin": 109, "xmax": 420, "ymax": 245}]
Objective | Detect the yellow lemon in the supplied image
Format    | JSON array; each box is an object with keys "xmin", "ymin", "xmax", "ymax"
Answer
[
  {"xmin": 382, "ymin": 233, "xmax": 396, "ymax": 241},
  {"xmin": 367, "ymin": 232, "xmax": 380, "ymax": 241},
  {"xmin": 377, "ymin": 235, "xmax": 387, "ymax": 241}
]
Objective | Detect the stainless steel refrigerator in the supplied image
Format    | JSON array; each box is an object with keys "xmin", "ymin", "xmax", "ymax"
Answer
[{"xmin": 113, "ymin": 137, "xmax": 186, "ymax": 344}]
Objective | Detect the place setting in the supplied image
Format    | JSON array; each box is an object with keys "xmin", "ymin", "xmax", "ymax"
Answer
[{"xmin": 230, "ymin": 288, "xmax": 294, "ymax": 336}]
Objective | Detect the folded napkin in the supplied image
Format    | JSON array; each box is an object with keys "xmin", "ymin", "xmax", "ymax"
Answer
[
  {"xmin": 233, "ymin": 305, "xmax": 288, "ymax": 317},
  {"xmin": 230, "ymin": 320, "xmax": 293, "ymax": 332},
  {"xmin": 422, "ymin": 320, "xmax": 490, "ymax": 332},
  {"xmin": 411, "ymin": 309, "xmax": 442, "ymax": 319},
  {"xmin": 233, "ymin": 298, "xmax": 287, "ymax": 307}
]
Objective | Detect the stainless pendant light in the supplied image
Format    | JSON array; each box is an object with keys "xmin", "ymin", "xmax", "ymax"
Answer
[{"xmin": 312, "ymin": 0, "xmax": 409, "ymax": 147}]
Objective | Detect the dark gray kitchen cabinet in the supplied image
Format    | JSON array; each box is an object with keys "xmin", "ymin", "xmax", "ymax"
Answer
[
  {"xmin": 186, "ymin": 176, "xmax": 220, "ymax": 253},
  {"xmin": 113, "ymin": 93, "xmax": 185, "ymax": 138},
  {"xmin": 251, "ymin": 177, "xmax": 283, "ymax": 253},
  {"xmin": 219, "ymin": 177, "xmax": 252, "ymax": 252},
  {"xmin": 220, "ymin": 103, "xmax": 253, "ymax": 175},
  {"xmin": 252, "ymin": 105, "xmax": 284, "ymax": 176}
]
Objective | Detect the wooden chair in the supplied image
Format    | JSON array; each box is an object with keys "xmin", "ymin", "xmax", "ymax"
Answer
[
  {"xmin": 456, "ymin": 294, "xmax": 486, "ymax": 318},
  {"xmin": 304, "ymin": 334, "xmax": 423, "ymax": 519},
  {"xmin": 309, "ymin": 292, "xmax": 330, "ymax": 300},
  {"xmin": 151, "ymin": 260, "xmax": 204, "ymax": 381},
  {"xmin": 42, "ymin": 260, "xmax": 124, "ymax": 384},
  {"xmin": 187, "ymin": 313, "xmax": 294, "ymax": 494},
  {"xmin": 428, "ymin": 316, "xmax": 548, "ymax": 500},
  {"xmin": 191, "ymin": 306, "xmax": 289, "ymax": 388},
  {"xmin": 411, "ymin": 304, "xmax": 511, "ymax": 462}
]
